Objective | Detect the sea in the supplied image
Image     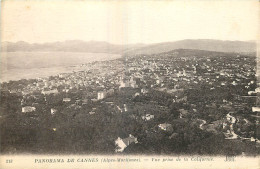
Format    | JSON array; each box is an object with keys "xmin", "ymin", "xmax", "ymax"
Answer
[{"xmin": 0, "ymin": 52, "xmax": 121, "ymax": 82}]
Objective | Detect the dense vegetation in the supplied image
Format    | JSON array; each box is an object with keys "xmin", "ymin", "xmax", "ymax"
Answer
[{"xmin": 0, "ymin": 86, "xmax": 259, "ymax": 155}]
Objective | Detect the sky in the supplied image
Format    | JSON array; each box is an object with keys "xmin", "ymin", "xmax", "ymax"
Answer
[{"xmin": 1, "ymin": 0, "xmax": 259, "ymax": 44}]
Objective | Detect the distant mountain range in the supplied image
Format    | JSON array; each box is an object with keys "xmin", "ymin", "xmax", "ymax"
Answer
[
  {"xmin": 0, "ymin": 40, "xmax": 132, "ymax": 54},
  {"xmin": 1, "ymin": 39, "xmax": 256, "ymax": 54}
]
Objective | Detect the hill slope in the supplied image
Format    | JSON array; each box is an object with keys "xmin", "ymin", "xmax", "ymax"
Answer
[{"xmin": 124, "ymin": 39, "xmax": 256, "ymax": 55}]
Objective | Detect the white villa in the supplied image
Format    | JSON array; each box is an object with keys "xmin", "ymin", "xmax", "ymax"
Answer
[{"xmin": 115, "ymin": 134, "xmax": 138, "ymax": 152}]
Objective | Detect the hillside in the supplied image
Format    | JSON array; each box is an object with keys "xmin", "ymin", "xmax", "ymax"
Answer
[
  {"xmin": 153, "ymin": 48, "xmax": 236, "ymax": 58},
  {"xmin": 124, "ymin": 39, "xmax": 256, "ymax": 55}
]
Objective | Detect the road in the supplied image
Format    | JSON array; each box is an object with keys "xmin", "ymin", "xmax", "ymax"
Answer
[
  {"xmin": 226, "ymin": 113, "xmax": 238, "ymax": 139},
  {"xmin": 198, "ymin": 119, "xmax": 206, "ymax": 130},
  {"xmin": 225, "ymin": 113, "xmax": 260, "ymax": 143}
]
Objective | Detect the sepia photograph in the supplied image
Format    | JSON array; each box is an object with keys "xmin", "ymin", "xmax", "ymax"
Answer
[{"xmin": 0, "ymin": 0, "xmax": 259, "ymax": 168}]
